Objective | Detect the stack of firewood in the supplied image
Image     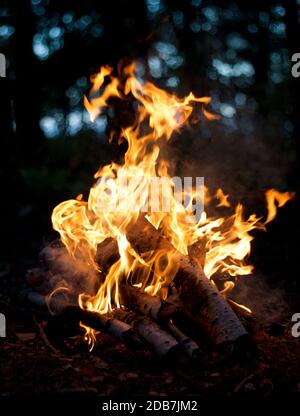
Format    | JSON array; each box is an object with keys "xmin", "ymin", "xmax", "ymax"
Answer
[{"xmin": 24, "ymin": 216, "xmax": 251, "ymax": 359}]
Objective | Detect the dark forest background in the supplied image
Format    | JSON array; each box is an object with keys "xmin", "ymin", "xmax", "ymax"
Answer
[{"xmin": 0, "ymin": 0, "xmax": 300, "ymax": 291}]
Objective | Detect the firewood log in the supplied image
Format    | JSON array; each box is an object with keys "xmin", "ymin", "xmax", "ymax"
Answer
[
  {"xmin": 167, "ymin": 320, "xmax": 202, "ymax": 359},
  {"xmin": 62, "ymin": 306, "xmax": 144, "ymax": 350},
  {"xmin": 21, "ymin": 288, "xmax": 143, "ymax": 350},
  {"xmin": 112, "ymin": 309, "xmax": 181, "ymax": 358},
  {"xmin": 119, "ymin": 285, "xmax": 180, "ymax": 323},
  {"xmin": 22, "ymin": 288, "xmax": 182, "ymax": 357},
  {"xmin": 96, "ymin": 216, "xmax": 248, "ymax": 347},
  {"xmin": 188, "ymin": 238, "xmax": 207, "ymax": 269},
  {"xmin": 119, "ymin": 285, "xmax": 202, "ymax": 358},
  {"xmin": 22, "ymin": 290, "xmax": 180, "ymax": 358}
]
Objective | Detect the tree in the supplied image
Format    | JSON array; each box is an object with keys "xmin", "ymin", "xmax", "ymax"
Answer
[{"xmin": 12, "ymin": 0, "xmax": 42, "ymax": 163}]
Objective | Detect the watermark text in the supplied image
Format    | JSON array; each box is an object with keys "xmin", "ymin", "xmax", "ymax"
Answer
[
  {"xmin": 95, "ymin": 176, "xmax": 205, "ymax": 222},
  {"xmin": 0, "ymin": 313, "xmax": 6, "ymax": 337},
  {"xmin": 0, "ymin": 53, "xmax": 6, "ymax": 78},
  {"xmin": 291, "ymin": 313, "xmax": 300, "ymax": 337},
  {"xmin": 291, "ymin": 53, "xmax": 300, "ymax": 78}
]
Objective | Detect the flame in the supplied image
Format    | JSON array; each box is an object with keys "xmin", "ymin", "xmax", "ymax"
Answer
[
  {"xmin": 215, "ymin": 188, "xmax": 231, "ymax": 208},
  {"xmin": 80, "ymin": 322, "xmax": 97, "ymax": 352},
  {"xmin": 265, "ymin": 189, "xmax": 294, "ymax": 224},
  {"xmin": 51, "ymin": 63, "xmax": 293, "ymax": 347}
]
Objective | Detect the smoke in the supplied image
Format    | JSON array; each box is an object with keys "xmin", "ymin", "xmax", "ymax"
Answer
[
  {"xmin": 168, "ymin": 121, "xmax": 291, "ymax": 204},
  {"xmin": 232, "ymin": 274, "xmax": 290, "ymax": 326},
  {"xmin": 165, "ymin": 118, "xmax": 293, "ymax": 325},
  {"xmin": 40, "ymin": 242, "xmax": 99, "ymax": 302}
]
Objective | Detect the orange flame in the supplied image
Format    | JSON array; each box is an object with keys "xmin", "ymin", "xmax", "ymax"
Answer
[
  {"xmin": 265, "ymin": 189, "xmax": 294, "ymax": 224},
  {"xmin": 51, "ymin": 63, "xmax": 294, "ymax": 347},
  {"xmin": 215, "ymin": 188, "xmax": 231, "ymax": 208}
]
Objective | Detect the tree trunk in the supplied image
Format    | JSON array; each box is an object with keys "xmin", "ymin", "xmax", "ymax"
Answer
[{"xmin": 12, "ymin": 0, "xmax": 42, "ymax": 163}]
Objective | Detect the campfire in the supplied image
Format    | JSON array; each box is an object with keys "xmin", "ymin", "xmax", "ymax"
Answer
[{"xmin": 25, "ymin": 63, "xmax": 294, "ymax": 359}]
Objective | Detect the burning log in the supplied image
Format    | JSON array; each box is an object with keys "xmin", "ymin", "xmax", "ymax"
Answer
[
  {"xmin": 61, "ymin": 306, "xmax": 145, "ymax": 350},
  {"xmin": 113, "ymin": 309, "xmax": 181, "ymax": 359},
  {"xmin": 21, "ymin": 289, "xmax": 143, "ymax": 350},
  {"xmin": 119, "ymin": 285, "xmax": 180, "ymax": 323},
  {"xmin": 119, "ymin": 285, "xmax": 202, "ymax": 358},
  {"xmin": 22, "ymin": 288, "xmax": 185, "ymax": 358},
  {"xmin": 171, "ymin": 254, "xmax": 248, "ymax": 348},
  {"xmin": 96, "ymin": 216, "xmax": 248, "ymax": 347},
  {"xmin": 187, "ymin": 238, "xmax": 207, "ymax": 269}
]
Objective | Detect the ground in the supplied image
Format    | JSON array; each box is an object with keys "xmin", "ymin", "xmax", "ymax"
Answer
[{"xmin": 1, "ymin": 276, "xmax": 300, "ymax": 399}]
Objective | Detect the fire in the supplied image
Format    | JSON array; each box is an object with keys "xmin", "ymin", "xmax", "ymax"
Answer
[
  {"xmin": 215, "ymin": 188, "xmax": 231, "ymax": 208},
  {"xmin": 51, "ymin": 63, "xmax": 294, "ymax": 348},
  {"xmin": 265, "ymin": 189, "xmax": 294, "ymax": 224}
]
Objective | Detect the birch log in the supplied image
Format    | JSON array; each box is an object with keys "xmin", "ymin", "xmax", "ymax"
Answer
[{"xmin": 96, "ymin": 216, "xmax": 248, "ymax": 347}]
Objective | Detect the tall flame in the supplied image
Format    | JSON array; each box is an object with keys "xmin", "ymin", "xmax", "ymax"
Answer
[{"xmin": 51, "ymin": 63, "xmax": 294, "ymax": 348}]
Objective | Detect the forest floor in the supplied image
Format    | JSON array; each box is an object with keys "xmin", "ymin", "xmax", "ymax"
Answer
[{"xmin": 1, "ymin": 267, "xmax": 300, "ymax": 400}]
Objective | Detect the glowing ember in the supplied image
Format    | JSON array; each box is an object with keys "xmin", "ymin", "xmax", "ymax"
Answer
[{"xmin": 51, "ymin": 63, "xmax": 294, "ymax": 349}]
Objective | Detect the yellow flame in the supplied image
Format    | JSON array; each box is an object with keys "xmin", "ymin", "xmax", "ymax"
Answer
[
  {"xmin": 51, "ymin": 63, "xmax": 293, "ymax": 347},
  {"xmin": 265, "ymin": 189, "xmax": 294, "ymax": 224},
  {"xmin": 215, "ymin": 188, "xmax": 231, "ymax": 207},
  {"xmin": 80, "ymin": 322, "xmax": 96, "ymax": 352}
]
